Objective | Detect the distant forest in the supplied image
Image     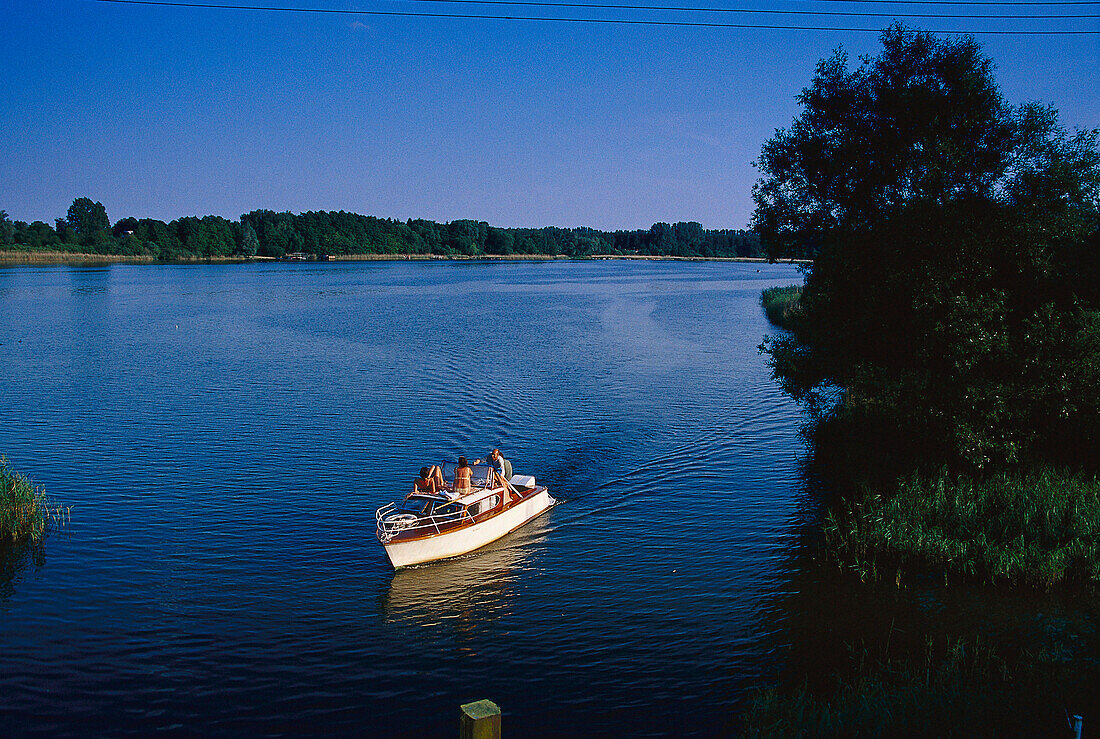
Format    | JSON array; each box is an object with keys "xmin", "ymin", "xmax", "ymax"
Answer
[{"xmin": 0, "ymin": 198, "xmax": 763, "ymax": 260}]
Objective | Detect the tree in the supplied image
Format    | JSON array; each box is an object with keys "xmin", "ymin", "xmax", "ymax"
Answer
[
  {"xmin": 754, "ymin": 26, "xmax": 1100, "ymax": 471},
  {"xmin": 672, "ymin": 221, "xmax": 705, "ymax": 256},
  {"xmin": 112, "ymin": 217, "xmax": 139, "ymax": 238},
  {"xmin": 648, "ymin": 222, "xmax": 674, "ymax": 255},
  {"xmin": 485, "ymin": 227, "xmax": 514, "ymax": 255},
  {"xmin": 13, "ymin": 221, "xmax": 60, "ymax": 248},
  {"xmin": 240, "ymin": 221, "xmax": 259, "ymax": 257},
  {"xmin": 0, "ymin": 210, "xmax": 14, "ymax": 246},
  {"xmin": 55, "ymin": 217, "xmax": 76, "ymax": 244},
  {"xmin": 66, "ymin": 198, "xmax": 110, "ymax": 240},
  {"xmin": 448, "ymin": 220, "xmax": 487, "ymax": 255}
]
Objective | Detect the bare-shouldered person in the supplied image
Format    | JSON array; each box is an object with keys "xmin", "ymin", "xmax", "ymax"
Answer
[
  {"xmin": 454, "ymin": 456, "xmax": 473, "ymax": 494},
  {"xmin": 412, "ymin": 465, "xmax": 444, "ymax": 496}
]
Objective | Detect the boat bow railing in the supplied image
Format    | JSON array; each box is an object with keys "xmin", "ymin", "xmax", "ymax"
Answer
[{"xmin": 375, "ymin": 502, "xmax": 472, "ymax": 544}]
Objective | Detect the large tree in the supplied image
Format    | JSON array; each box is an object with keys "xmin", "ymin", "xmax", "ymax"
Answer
[
  {"xmin": 754, "ymin": 26, "xmax": 1100, "ymax": 471},
  {"xmin": 66, "ymin": 197, "xmax": 110, "ymax": 239}
]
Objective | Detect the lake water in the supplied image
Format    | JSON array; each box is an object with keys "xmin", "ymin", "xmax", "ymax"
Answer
[{"xmin": 1, "ymin": 260, "xmax": 1095, "ymax": 735}]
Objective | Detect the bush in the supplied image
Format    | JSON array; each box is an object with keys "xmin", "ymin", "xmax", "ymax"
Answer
[
  {"xmin": 761, "ymin": 285, "xmax": 802, "ymax": 328},
  {"xmin": 743, "ymin": 635, "xmax": 1078, "ymax": 737},
  {"xmin": 0, "ymin": 458, "xmax": 67, "ymax": 542},
  {"xmin": 824, "ymin": 467, "xmax": 1100, "ymax": 587}
]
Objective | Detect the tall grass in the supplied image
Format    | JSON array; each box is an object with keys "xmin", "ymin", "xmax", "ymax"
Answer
[
  {"xmin": 743, "ymin": 634, "xmax": 1076, "ymax": 736},
  {"xmin": 0, "ymin": 457, "xmax": 68, "ymax": 542},
  {"xmin": 824, "ymin": 468, "xmax": 1100, "ymax": 587},
  {"xmin": 760, "ymin": 285, "xmax": 802, "ymax": 327}
]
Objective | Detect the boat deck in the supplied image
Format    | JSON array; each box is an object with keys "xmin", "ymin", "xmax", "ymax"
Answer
[{"xmin": 378, "ymin": 485, "xmax": 547, "ymax": 545}]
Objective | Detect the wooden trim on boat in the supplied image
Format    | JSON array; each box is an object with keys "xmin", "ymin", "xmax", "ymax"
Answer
[{"xmin": 379, "ymin": 486, "xmax": 546, "ymax": 545}]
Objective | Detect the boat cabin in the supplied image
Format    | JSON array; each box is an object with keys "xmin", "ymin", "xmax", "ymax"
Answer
[
  {"xmin": 375, "ymin": 457, "xmax": 554, "ymax": 566},
  {"xmin": 398, "ymin": 487, "xmax": 505, "ymax": 520},
  {"xmin": 399, "ymin": 494, "xmax": 463, "ymax": 519},
  {"xmin": 377, "ymin": 461, "xmax": 541, "ymax": 543}
]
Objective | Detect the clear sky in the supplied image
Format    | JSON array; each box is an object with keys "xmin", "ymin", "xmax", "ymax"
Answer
[{"xmin": 1, "ymin": 0, "xmax": 1097, "ymax": 230}]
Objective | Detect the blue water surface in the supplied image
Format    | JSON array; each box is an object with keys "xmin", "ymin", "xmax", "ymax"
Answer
[{"xmin": 1, "ymin": 259, "xmax": 809, "ymax": 734}]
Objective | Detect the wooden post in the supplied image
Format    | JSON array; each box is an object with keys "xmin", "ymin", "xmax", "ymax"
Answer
[{"xmin": 459, "ymin": 699, "xmax": 501, "ymax": 739}]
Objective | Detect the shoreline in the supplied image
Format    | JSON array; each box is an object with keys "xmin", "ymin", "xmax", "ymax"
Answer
[{"xmin": 0, "ymin": 250, "xmax": 808, "ymax": 266}]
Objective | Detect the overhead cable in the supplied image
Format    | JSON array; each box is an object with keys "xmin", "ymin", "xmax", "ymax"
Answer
[
  {"xmin": 92, "ymin": 0, "xmax": 1100, "ymax": 32},
  {"xmin": 807, "ymin": 0, "xmax": 1098, "ymax": 6},
  {"xmin": 411, "ymin": 0, "xmax": 1097, "ymax": 19}
]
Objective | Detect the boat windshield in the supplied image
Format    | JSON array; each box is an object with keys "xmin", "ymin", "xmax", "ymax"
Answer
[
  {"xmin": 433, "ymin": 501, "xmax": 464, "ymax": 520},
  {"xmin": 399, "ymin": 496, "xmax": 436, "ymax": 515},
  {"xmin": 440, "ymin": 461, "xmax": 495, "ymax": 488}
]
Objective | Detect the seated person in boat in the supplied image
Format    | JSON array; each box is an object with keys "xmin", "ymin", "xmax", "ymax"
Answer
[
  {"xmin": 453, "ymin": 456, "xmax": 473, "ymax": 494},
  {"xmin": 412, "ymin": 465, "xmax": 444, "ymax": 496}
]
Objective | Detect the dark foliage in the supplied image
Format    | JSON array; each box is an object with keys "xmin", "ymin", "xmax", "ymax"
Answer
[
  {"xmin": 3, "ymin": 202, "xmax": 764, "ymax": 261},
  {"xmin": 65, "ymin": 197, "xmax": 110, "ymax": 243},
  {"xmin": 761, "ymin": 285, "xmax": 802, "ymax": 327},
  {"xmin": 755, "ymin": 26, "xmax": 1100, "ymax": 472},
  {"xmin": 744, "ymin": 633, "xmax": 1088, "ymax": 737}
]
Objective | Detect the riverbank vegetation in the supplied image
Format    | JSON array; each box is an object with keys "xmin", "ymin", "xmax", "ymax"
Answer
[
  {"xmin": 0, "ymin": 458, "xmax": 67, "ymax": 542},
  {"xmin": 750, "ymin": 24, "xmax": 1098, "ymax": 732},
  {"xmin": 0, "ymin": 201, "xmax": 763, "ymax": 261},
  {"xmin": 754, "ymin": 26, "xmax": 1100, "ymax": 583},
  {"xmin": 744, "ymin": 634, "xmax": 1082, "ymax": 736},
  {"xmin": 760, "ymin": 285, "xmax": 802, "ymax": 327},
  {"xmin": 825, "ymin": 468, "xmax": 1100, "ymax": 587}
]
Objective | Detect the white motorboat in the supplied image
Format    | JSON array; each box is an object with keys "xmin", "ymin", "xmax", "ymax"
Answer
[{"xmin": 376, "ymin": 461, "xmax": 555, "ymax": 569}]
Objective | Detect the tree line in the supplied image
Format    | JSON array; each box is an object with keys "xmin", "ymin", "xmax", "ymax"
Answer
[{"xmin": 0, "ymin": 200, "xmax": 763, "ymax": 260}]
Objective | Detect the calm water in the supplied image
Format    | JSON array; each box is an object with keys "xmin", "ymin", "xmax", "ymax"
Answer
[{"xmin": 1, "ymin": 261, "xmax": 1095, "ymax": 735}]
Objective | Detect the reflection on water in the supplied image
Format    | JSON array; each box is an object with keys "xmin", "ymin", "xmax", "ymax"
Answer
[
  {"xmin": 0, "ymin": 260, "xmax": 829, "ymax": 734},
  {"xmin": 0, "ymin": 539, "xmax": 45, "ymax": 604},
  {"xmin": 748, "ymin": 467, "xmax": 1100, "ymax": 734},
  {"xmin": 381, "ymin": 517, "xmax": 554, "ymax": 630}
]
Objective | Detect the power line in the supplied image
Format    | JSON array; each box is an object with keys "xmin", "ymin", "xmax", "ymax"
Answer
[
  {"xmin": 411, "ymin": 0, "xmax": 1098, "ymax": 19},
  {"xmin": 809, "ymin": 1, "xmax": 1099, "ymax": 6},
  {"xmin": 92, "ymin": 0, "xmax": 1100, "ymax": 32}
]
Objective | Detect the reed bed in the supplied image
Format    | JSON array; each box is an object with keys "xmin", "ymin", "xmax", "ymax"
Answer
[
  {"xmin": 0, "ymin": 250, "xmax": 156, "ymax": 264},
  {"xmin": 0, "ymin": 458, "xmax": 68, "ymax": 542},
  {"xmin": 743, "ymin": 635, "xmax": 1076, "ymax": 736},
  {"xmin": 824, "ymin": 468, "xmax": 1100, "ymax": 587},
  {"xmin": 760, "ymin": 285, "xmax": 802, "ymax": 327}
]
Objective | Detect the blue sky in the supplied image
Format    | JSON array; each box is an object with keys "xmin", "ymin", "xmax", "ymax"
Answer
[{"xmin": 2, "ymin": 0, "xmax": 1097, "ymax": 230}]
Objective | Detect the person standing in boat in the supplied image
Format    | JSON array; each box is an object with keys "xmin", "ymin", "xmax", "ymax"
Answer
[
  {"xmin": 476, "ymin": 449, "xmax": 510, "ymax": 479},
  {"xmin": 453, "ymin": 456, "xmax": 473, "ymax": 494},
  {"xmin": 476, "ymin": 449, "xmax": 515, "ymax": 501}
]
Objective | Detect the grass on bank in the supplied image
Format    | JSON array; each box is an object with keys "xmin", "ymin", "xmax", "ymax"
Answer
[
  {"xmin": 0, "ymin": 250, "xmax": 155, "ymax": 264},
  {"xmin": 824, "ymin": 468, "xmax": 1100, "ymax": 587},
  {"xmin": 761, "ymin": 285, "xmax": 802, "ymax": 327},
  {"xmin": 743, "ymin": 634, "xmax": 1081, "ymax": 736},
  {"xmin": 0, "ymin": 250, "xmax": 798, "ymax": 265},
  {"xmin": 0, "ymin": 458, "xmax": 68, "ymax": 542}
]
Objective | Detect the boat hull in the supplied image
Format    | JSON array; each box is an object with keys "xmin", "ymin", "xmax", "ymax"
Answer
[{"xmin": 382, "ymin": 489, "xmax": 555, "ymax": 568}]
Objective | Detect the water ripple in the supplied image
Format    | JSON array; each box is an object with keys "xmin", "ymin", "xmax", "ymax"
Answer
[{"xmin": 0, "ymin": 260, "xmax": 808, "ymax": 736}]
